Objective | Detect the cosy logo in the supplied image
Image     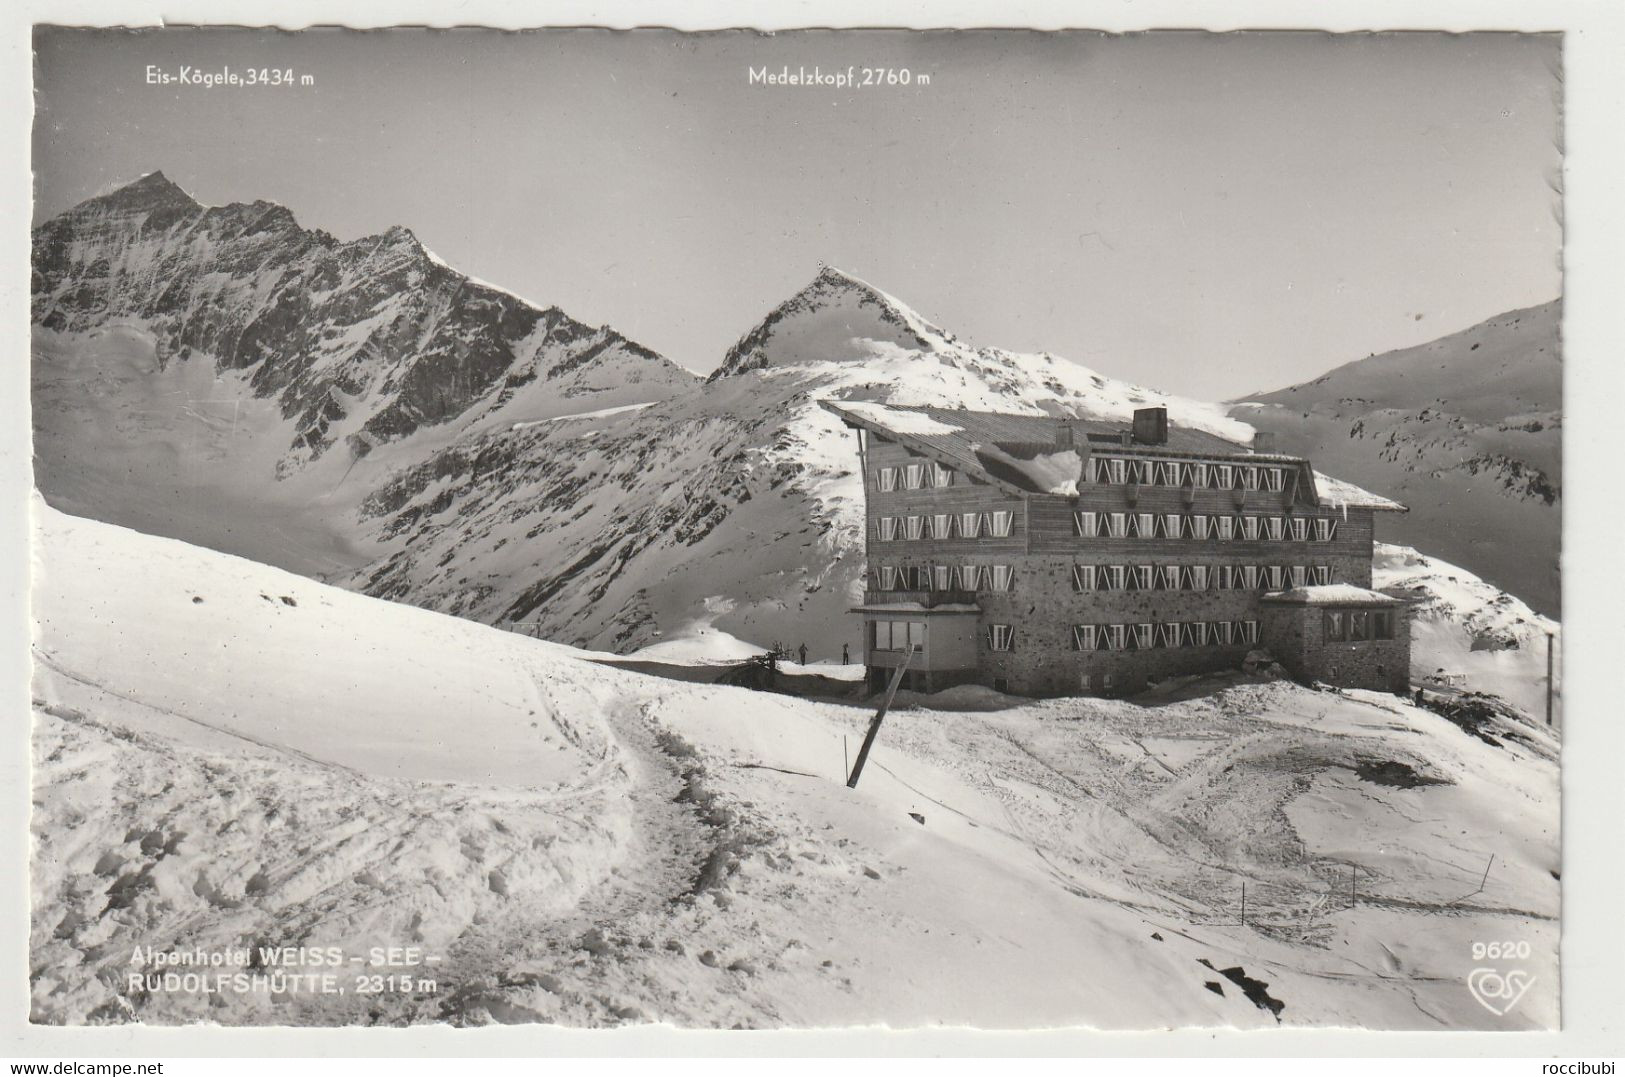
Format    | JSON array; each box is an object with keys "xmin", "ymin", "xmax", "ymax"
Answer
[{"xmin": 1467, "ymin": 966, "xmax": 1536, "ymax": 1016}]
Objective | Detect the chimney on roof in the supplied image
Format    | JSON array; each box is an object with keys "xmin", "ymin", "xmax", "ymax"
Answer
[
  {"xmin": 1131, "ymin": 406, "xmax": 1168, "ymax": 446},
  {"xmin": 1252, "ymin": 431, "xmax": 1278, "ymax": 454}
]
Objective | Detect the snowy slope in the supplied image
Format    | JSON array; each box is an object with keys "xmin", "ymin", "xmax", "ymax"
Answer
[
  {"xmin": 1375, "ymin": 542, "xmax": 1560, "ymax": 722},
  {"xmin": 1232, "ymin": 301, "xmax": 1561, "ymax": 616},
  {"xmin": 32, "ymin": 506, "xmax": 1559, "ymax": 1028},
  {"xmin": 31, "ymin": 173, "xmax": 694, "ymax": 575},
  {"xmin": 350, "ymin": 266, "xmax": 1258, "ymax": 653}
]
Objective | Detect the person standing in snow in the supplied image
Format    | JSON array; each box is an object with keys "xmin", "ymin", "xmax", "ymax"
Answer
[
  {"xmin": 798, "ymin": 642, "xmax": 808, "ymax": 666},
  {"xmin": 842, "ymin": 643, "xmax": 850, "ymax": 665}
]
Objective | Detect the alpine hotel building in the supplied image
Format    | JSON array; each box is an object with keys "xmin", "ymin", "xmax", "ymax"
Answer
[{"xmin": 823, "ymin": 400, "xmax": 1413, "ymax": 698}]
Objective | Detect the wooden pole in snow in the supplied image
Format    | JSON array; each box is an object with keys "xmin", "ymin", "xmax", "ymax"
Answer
[
  {"xmin": 847, "ymin": 646, "xmax": 914, "ymax": 789},
  {"xmin": 1546, "ymin": 632, "xmax": 1555, "ymax": 727},
  {"xmin": 1240, "ymin": 880, "xmax": 1247, "ymax": 927}
]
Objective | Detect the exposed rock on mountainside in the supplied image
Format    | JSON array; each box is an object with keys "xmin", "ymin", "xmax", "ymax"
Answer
[
  {"xmin": 32, "ymin": 171, "xmax": 692, "ymax": 472},
  {"xmin": 1232, "ymin": 301, "xmax": 1561, "ymax": 616}
]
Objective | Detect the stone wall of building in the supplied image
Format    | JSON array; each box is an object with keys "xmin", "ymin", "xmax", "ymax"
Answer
[{"xmin": 1261, "ymin": 605, "xmax": 1411, "ymax": 694}]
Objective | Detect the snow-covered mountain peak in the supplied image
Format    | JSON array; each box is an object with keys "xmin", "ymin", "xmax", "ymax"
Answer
[
  {"xmin": 94, "ymin": 170, "xmax": 202, "ymax": 212},
  {"xmin": 709, "ymin": 265, "xmax": 957, "ymax": 381},
  {"xmin": 32, "ymin": 176, "xmax": 697, "ymax": 483}
]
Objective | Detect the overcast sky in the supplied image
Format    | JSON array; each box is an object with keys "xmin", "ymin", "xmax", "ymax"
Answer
[{"xmin": 33, "ymin": 28, "xmax": 1562, "ymax": 400}]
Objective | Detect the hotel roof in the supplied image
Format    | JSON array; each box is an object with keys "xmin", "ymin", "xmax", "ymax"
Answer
[{"xmin": 821, "ymin": 399, "xmax": 1407, "ymax": 511}]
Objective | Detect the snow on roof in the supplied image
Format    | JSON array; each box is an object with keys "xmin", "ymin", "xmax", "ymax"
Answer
[
  {"xmin": 977, "ymin": 443, "xmax": 1083, "ymax": 496},
  {"xmin": 1313, "ymin": 470, "xmax": 1407, "ymax": 513},
  {"xmin": 1261, "ymin": 584, "xmax": 1408, "ymax": 606},
  {"xmin": 835, "ymin": 401, "xmax": 965, "ymax": 436}
]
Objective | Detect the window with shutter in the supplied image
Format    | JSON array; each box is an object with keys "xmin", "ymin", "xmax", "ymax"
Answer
[
  {"xmin": 1107, "ymin": 512, "xmax": 1129, "ymax": 538},
  {"xmin": 1104, "ymin": 565, "xmax": 1127, "ymax": 591},
  {"xmin": 1215, "ymin": 515, "xmax": 1236, "ymax": 540},
  {"xmin": 1107, "ymin": 458, "xmax": 1128, "ymax": 484},
  {"xmin": 1184, "ymin": 564, "xmax": 1210, "ymax": 591},
  {"xmin": 1188, "ymin": 463, "xmax": 1209, "ymax": 487},
  {"xmin": 1072, "ymin": 624, "xmax": 1097, "ymax": 651},
  {"xmin": 988, "ymin": 564, "xmax": 1015, "ymax": 592},
  {"xmin": 1266, "ymin": 516, "xmax": 1286, "ymax": 541},
  {"xmin": 1072, "ymin": 564, "xmax": 1096, "ymax": 592},
  {"xmin": 1241, "ymin": 466, "xmax": 1260, "ymax": 490},
  {"xmin": 929, "ymin": 463, "xmax": 953, "ymax": 488},
  {"xmin": 1290, "ymin": 517, "xmax": 1310, "ymax": 542},
  {"xmin": 1107, "ymin": 624, "xmax": 1128, "ymax": 651},
  {"xmin": 878, "ymin": 566, "xmax": 899, "ymax": 591},
  {"xmin": 877, "ymin": 468, "xmax": 899, "ymax": 492},
  {"xmin": 1213, "ymin": 465, "xmax": 1234, "ymax": 488},
  {"xmin": 903, "ymin": 463, "xmax": 926, "ymax": 490},
  {"xmin": 1241, "ymin": 565, "xmax": 1261, "ymax": 589},
  {"xmin": 1290, "ymin": 565, "xmax": 1307, "ymax": 587},
  {"xmin": 1324, "ymin": 611, "xmax": 1346, "ymax": 641},
  {"xmin": 904, "ymin": 515, "xmax": 925, "ymax": 541},
  {"xmin": 932, "ymin": 564, "xmax": 952, "ymax": 591},
  {"xmin": 1074, "ymin": 511, "xmax": 1098, "ymax": 538},
  {"xmin": 1241, "ymin": 515, "xmax": 1262, "ymax": 540},
  {"xmin": 958, "ymin": 512, "xmax": 982, "ymax": 539},
  {"xmin": 956, "ymin": 564, "xmax": 982, "ymax": 591},
  {"xmin": 1313, "ymin": 565, "xmax": 1331, "ymax": 585},
  {"xmin": 1136, "ymin": 624, "xmax": 1155, "ymax": 650},
  {"xmin": 878, "ymin": 516, "xmax": 899, "ymax": 542},
  {"xmin": 1159, "ymin": 623, "xmax": 1182, "ymax": 647},
  {"xmin": 1216, "ymin": 621, "xmax": 1236, "ymax": 645},
  {"xmin": 1162, "ymin": 514, "xmax": 1183, "ymax": 539},
  {"xmin": 1265, "ymin": 566, "xmax": 1285, "ymax": 590},
  {"xmin": 988, "ymin": 510, "xmax": 1015, "ymax": 538},
  {"xmin": 1242, "ymin": 620, "xmax": 1260, "ymax": 644},
  {"xmin": 987, "ymin": 624, "xmax": 1014, "ymax": 651},
  {"xmin": 1189, "ymin": 515, "xmax": 1211, "ymax": 540},
  {"xmin": 1135, "ymin": 513, "xmax": 1155, "ymax": 539},
  {"xmin": 1264, "ymin": 468, "xmax": 1286, "ymax": 492}
]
